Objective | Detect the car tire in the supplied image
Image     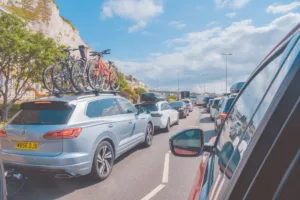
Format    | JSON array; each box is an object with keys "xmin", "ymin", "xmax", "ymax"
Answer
[
  {"xmin": 164, "ymin": 118, "xmax": 170, "ymax": 132},
  {"xmin": 143, "ymin": 123, "xmax": 154, "ymax": 147},
  {"xmin": 90, "ymin": 141, "xmax": 114, "ymax": 182}
]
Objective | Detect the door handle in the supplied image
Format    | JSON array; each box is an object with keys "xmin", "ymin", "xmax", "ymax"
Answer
[
  {"xmin": 129, "ymin": 120, "xmax": 133, "ymax": 124},
  {"xmin": 108, "ymin": 124, "xmax": 113, "ymax": 128}
]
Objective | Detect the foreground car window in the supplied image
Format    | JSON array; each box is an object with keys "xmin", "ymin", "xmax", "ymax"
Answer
[{"xmin": 207, "ymin": 43, "xmax": 286, "ymax": 199}]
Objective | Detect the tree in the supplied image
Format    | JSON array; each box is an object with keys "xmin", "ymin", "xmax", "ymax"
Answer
[
  {"xmin": 119, "ymin": 73, "xmax": 128, "ymax": 91},
  {"xmin": 168, "ymin": 95, "xmax": 176, "ymax": 101},
  {"xmin": 0, "ymin": 13, "xmax": 64, "ymax": 121},
  {"xmin": 135, "ymin": 87, "xmax": 147, "ymax": 95}
]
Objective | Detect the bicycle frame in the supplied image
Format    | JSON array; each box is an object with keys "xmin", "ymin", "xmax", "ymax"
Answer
[{"xmin": 97, "ymin": 57, "xmax": 118, "ymax": 82}]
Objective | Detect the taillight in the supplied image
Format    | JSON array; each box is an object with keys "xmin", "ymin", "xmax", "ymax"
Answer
[
  {"xmin": 220, "ymin": 113, "xmax": 227, "ymax": 120},
  {"xmin": 0, "ymin": 129, "xmax": 7, "ymax": 137},
  {"xmin": 179, "ymin": 107, "xmax": 184, "ymax": 110},
  {"xmin": 43, "ymin": 128, "xmax": 82, "ymax": 139},
  {"xmin": 151, "ymin": 113, "xmax": 163, "ymax": 117}
]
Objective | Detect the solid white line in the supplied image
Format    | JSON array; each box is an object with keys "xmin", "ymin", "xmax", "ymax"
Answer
[
  {"xmin": 162, "ymin": 152, "xmax": 170, "ymax": 183},
  {"xmin": 141, "ymin": 184, "xmax": 165, "ymax": 200}
]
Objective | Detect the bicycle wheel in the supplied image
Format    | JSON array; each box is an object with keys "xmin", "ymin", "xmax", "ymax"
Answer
[
  {"xmin": 42, "ymin": 65, "xmax": 54, "ymax": 92},
  {"xmin": 71, "ymin": 60, "xmax": 88, "ymax": 92},
  {"xmin": 52, "ymin": 62, "xmax": 76, "ymax": 93},
  {"xmin": 109, "ymin": 68, "xmax": 120, "ymax": 91},
  {"xmin": 87, "ymin": 59, "xmax": 102, "ymax": 90}
]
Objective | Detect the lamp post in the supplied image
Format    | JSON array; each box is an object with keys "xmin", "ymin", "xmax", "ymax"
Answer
[
  {"xmin": 201, "ymin": 73, "xmax": 208, "ymax": 94},
  {"xmin": 177, "ymin": 67, "xmax": 180, "ymax": 100},
  {"xmin": 222, "ymin": 53, "xmax": 232, "ymax": 93}
]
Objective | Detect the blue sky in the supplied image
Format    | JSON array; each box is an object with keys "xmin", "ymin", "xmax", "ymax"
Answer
[{"xmin": 56, "ymin": 0, "xmax": 300, "ymax": 93}]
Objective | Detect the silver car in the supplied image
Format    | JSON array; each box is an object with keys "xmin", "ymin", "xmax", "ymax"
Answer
[{"xmin": 0, "ymin": 94, "xmax": 153, "ymax": 181}]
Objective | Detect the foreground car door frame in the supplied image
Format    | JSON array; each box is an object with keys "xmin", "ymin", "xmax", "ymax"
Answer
[{"xmin": 196, "ymin": 27, "xmax": 300, "ymax": 200}]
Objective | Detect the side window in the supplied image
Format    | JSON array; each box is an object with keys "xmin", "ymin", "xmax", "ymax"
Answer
[
  {"xmin": 100, "ymin": 99, "xmax": 121, "ymax": 117},
  {"xmin": 86, "ymin": 99, "xmax": 121, "ymax": 118},
  {"xmin": 86, "ymin": 100, "xmax": 101, "ymax": 118},
  {"xmin": 208, "ymin": 44, "xmax": 287, "ymax": 199},
  {"xmin": 118, "ymin": 98, "xmax": 137, "ymax": 114}
]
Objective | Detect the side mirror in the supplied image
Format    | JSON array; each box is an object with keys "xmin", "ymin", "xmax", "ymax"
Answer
[
  {"xmin": 146, "ymin": 110, "xmax": 151, "ymax": 114},
  {"xmin": 169, "ymin": 128, "xmax": 204, "ymax": 157}
]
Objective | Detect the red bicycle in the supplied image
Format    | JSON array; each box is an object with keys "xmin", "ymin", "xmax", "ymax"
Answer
[{"xmin": 88, "ymin": 49, "xmax": 120, "ymax": 91}]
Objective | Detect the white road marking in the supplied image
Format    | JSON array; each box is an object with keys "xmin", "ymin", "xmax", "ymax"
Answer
[
  {"xmin": 141, "ymin": 184, "xmax": 165, "ymax": 200},
  {"xmin": 162, "ymin": 152, "xmax": 170, "ymax": 183}
]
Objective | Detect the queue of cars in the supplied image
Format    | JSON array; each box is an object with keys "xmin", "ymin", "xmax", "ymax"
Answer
[
  {"xmin": 169, "ymin": 23, "xmax": 300, "ymax": 200},
  {"xmin": 135, "ymin": 93, "xmax": 194, "ymax": 132}
]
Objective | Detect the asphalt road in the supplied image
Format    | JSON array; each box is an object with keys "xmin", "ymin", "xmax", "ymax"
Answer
[{"xmin": 8, "ymin": 107, "xmax": 216, "ymax": 200}]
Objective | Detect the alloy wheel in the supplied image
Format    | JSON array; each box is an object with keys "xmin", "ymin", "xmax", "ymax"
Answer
[
  {"xmin": 97, "ymin": 145, "xmax": 113, "ymax": 176},
  {"xmin": 146, "ymin": 124, "xmax": 153, "ymax": 145}
]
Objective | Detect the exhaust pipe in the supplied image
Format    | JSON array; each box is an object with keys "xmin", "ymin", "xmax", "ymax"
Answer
[{"xmin": 54, "ymin": 173, "xmax": 73, "ymax": 179}]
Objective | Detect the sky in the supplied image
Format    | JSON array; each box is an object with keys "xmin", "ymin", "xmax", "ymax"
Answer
[{"xmin": 55, "ymin": 0, "xmax": 300, "ymax": 94}]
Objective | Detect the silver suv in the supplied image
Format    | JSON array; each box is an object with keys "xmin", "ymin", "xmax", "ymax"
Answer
[{"xmin": 0, "ymin": 94, "xmax": 153, "ymax": 181}]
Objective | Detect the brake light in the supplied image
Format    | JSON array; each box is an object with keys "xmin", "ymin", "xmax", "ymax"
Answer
[
  {"xmin": 34, "ymin": 101, "xmax": 51, "ymax": 104},
  {"xmin": 179, "ymin": 107, "xmax": 184, "ymax": 110},
  {"xmin": 151, "ymin": 113, "xmax": 163, "ymax": 117},
  {"xmin": 220, "ymin": 113, "xmax": 227, "ymax": 120},
  {"xmin": 43, "ymin": 128, "xmax": 82, "ymax": 139},
  {"xmin": 0, "ymin": 129, "xmax": 7, "ymax": 137}
]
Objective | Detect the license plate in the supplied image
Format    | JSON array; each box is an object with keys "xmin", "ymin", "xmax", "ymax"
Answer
[{"xmin": 15, "ymin": 142, "xmax": 38, "ymax": 150}]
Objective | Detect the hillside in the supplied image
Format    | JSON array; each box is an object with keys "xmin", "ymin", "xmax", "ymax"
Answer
[{"xmin": 0, "ymin": 0, "xmax": 92, "ymax": 55}]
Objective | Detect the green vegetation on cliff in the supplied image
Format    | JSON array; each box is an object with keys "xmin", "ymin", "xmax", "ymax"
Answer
[{"xmin": 5, "ymin": 0, "xmax": 76, "ymax": 30}]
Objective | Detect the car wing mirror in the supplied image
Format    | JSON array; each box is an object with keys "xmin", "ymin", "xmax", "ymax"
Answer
[
  {"xmin": 146, "ymin": 110, "xmax": 151, "ymax": 114},
  {"xmin": 169, "ymin": 128, "xmax": 204, "ymax": 157}
]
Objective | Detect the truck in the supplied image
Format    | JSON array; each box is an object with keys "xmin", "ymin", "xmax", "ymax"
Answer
[{"xmin": 180, "ymin": 91, "xmax": 190, "ymax": 99}]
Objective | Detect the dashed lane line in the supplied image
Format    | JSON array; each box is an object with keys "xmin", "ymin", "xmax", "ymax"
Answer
[{"xmin": 162, "ymin": 152, "xmax": 170, "ymax": 183}]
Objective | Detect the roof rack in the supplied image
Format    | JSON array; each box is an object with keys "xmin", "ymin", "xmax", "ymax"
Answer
[{"xmin": 48, "ymin": 90, "xmax": 118, "ymax": 98}]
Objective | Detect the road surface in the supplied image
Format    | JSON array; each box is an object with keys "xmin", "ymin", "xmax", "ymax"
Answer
[{"xmin": 9, "ymin": 107, "xmax": 216, "ymax": 200}]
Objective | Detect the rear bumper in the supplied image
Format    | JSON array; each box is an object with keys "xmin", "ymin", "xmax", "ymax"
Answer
[
  {"xmin": 152, "ymin": 117, "xmax": 167, "ymax": 129},
  {"xmin": 1, "ymin": 151, "xmax": 91, "ymax": 176}
]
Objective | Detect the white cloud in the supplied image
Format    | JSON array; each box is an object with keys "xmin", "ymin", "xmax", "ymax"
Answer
[
  {"xmin": 226, "ymin": 12, "xmax": 236, "ymax": 18},
  {"xmin": 206, "ymin": 21, "xmax": 218, "ymax": 27},
  {"xmin": 114, "ymin": 12, "xmax": 300, "ymax": 92},
  {"xmin": 214, "ymin": 0, "xmax": 250, "ymax": 9},
  {"xmin": 266, "ymin": 1, "xmax": 300, "ymax": 14},
  {"xmin": 101, "ymin": 0, "xmax": 163, "ymax": 33},
  {"xmin": 168, "ymin": 21, "xmax": 186, "ymax": 30}
]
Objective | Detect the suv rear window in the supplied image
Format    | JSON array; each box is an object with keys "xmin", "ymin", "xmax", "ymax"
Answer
[
  {"xmin": 135, "ymin": 104, "xmax": 158, "ymax": 112},
  {"xmin": 169, "ymin": 101, "xmax": 184, "ymax": 107},
  {"xmin": 10, "ymin": 101, "xmax": 74, "ymax": 125}
]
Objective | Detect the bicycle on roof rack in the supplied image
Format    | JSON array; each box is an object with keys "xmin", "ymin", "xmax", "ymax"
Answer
[
  {"xmin": 88, "ymin": 49, "xmax": 120, "ymax": 92},
  {"xmin": 49, "ymin": 48, "xmax": 80, "ymax": 93}
]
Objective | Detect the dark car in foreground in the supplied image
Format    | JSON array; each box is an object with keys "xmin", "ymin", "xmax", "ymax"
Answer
[
  {"xmin": 169, "ymin": 101, "xmax": 188, "ymax": 118},
  {"xmin": 169, "ymin": 24, "xmax": 300, "ymax": 200}
]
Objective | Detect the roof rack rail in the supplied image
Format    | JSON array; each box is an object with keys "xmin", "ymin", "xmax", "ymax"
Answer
[{"xmin": 48, "ymin": 90, "xmax": 118, "ymax": 98}]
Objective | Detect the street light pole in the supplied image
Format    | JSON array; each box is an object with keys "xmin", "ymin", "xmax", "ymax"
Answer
[
  {"xmin": 222, "ymin": 53, "xmax": 232, "ymax": 93},
  {"xmin": 201, "ymin": 73, "xmax": 208, "ymax": 94},
  {"xmin": 177, "ymin": 67, "xmax": 180, "ymax": 100}
]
